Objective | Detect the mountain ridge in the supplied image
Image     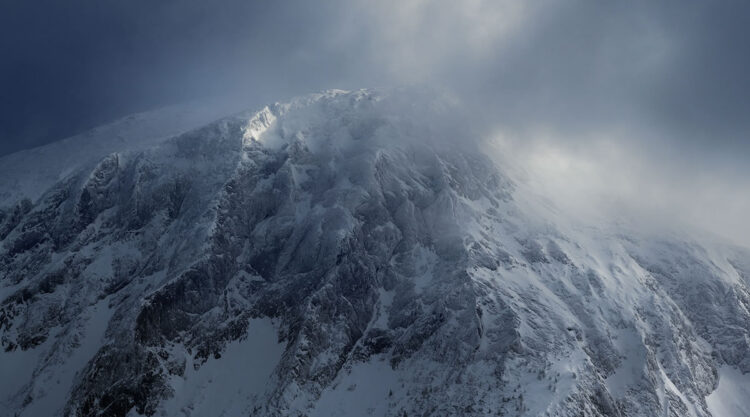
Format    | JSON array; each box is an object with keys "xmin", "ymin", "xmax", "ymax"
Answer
[{"xmin": 1, "ymin": 89, "xmax": 749, "ymax": 417}]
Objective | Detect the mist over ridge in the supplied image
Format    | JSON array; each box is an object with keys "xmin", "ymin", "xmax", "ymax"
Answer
[{"xmin": 2, "ymin": 2, "xmax": 750, "ymax": 416}]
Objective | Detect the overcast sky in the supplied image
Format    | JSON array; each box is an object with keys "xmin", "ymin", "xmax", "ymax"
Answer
[{"xmin": 1, "ymin": 0, "xmax": 749, "ymax": 245}]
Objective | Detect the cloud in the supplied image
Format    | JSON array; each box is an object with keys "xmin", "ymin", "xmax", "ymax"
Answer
[
  {"xmin": 329, "ymin": 0, "xmax": 529, "ymax": 83},
  {"xmin": 488, "ymin": 128, "xmax": 750, "ymax": 248},
  {"xmin": 1, "ymin": 0, "xmax": 748, "ymax": 246}
]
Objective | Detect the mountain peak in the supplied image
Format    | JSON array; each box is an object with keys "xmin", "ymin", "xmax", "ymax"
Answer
[{"xmin": 1, "ymin": 90, "xmax": 749, "ymax": 417}]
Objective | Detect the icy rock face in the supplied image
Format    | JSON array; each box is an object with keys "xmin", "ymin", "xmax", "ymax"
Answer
[{"xmin": 0, "ymin": 89, "xmax": 749, "ymax": 417}]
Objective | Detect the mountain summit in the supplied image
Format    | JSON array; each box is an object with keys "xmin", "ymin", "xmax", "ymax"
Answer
[{"xmin": 1, "ymin": 89, "xmax": 749, "ymax": 417}]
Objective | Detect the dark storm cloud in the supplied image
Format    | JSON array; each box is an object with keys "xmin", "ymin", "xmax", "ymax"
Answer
[{"xmin": 1, "ymin": 0, "xmax": 748, "ymax": 242}]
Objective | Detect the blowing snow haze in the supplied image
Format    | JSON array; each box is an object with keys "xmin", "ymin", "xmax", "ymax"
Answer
[
  {"xmin": 1, "ymin": 2, "xmax": 750, "ymax": 417},
  {"xmin": 2, "ymin": 0, "xmax": 750, "ymax": 247}
]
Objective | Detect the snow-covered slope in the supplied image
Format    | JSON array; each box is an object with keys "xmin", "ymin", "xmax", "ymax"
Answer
[
  {"xmin": 1, "ymin": 89, "xmax": 749, "ymax": 417},
  {"xmin": 0, "ymin": 98, "xmax": 244, "ymax": 207}
]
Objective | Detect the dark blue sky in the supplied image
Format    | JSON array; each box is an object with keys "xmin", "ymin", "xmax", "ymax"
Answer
[
  {"xmin": 1, "ymin": 0, "xmax": 750, "ymax": 245},
  {"xmin": 1, "ymin": 0, "xmax": 749, "ymax": 159},
  {"xmin": 0, "ymin": 0, "xmax": 362, "ymax": 155}
]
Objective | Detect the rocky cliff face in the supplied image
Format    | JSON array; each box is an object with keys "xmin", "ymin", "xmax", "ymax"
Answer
[{"xmin": 1, "ymin": 89, "xmax": 749, "ymax": 417}]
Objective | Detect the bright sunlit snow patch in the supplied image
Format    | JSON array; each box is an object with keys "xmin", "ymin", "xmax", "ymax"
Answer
[{"xmin": 242, "ymin": 106, "xmax": 279, "ymax": 148}]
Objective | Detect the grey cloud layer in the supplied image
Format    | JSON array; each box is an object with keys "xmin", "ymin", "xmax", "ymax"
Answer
[
  {"xmin": 1, "ymin": 0, "xmax": 748, "ymax": 244},
  {"xmin": 2, "ymin": 1, "xmax": 748, "ymax": 152}
]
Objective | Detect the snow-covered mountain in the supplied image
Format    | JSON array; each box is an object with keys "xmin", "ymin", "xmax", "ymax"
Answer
[{"xmin": 1, "ymin": 89, "xmax": 749, "ymax": 417}]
